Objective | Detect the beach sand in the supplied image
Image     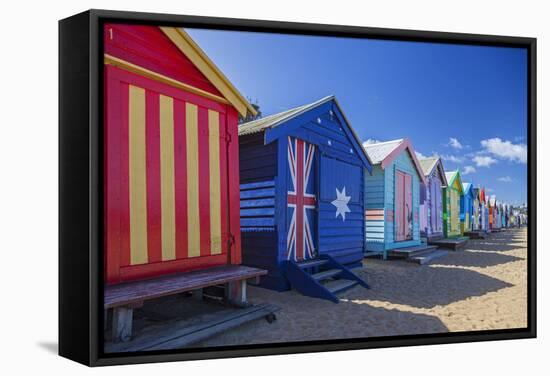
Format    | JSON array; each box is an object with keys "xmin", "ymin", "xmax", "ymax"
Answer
[{"xmin": 197, "ymin": 227, "xmax": 527, "ymax": 347}]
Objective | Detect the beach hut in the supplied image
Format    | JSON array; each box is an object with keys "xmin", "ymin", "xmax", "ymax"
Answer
[
  {"xmin": 460, "ymin": 183, "xmax": 475, "ymax": 234},
  {"xmin": 363, "ymin": 139, "xmax": 438, "ymax": 261},
  {"xmin": 495, "ymin": 201, "xmax": 502, "ymax": 229},
  {"xmin": 238, "ymin": 96, "xmax": 372, "ymax": 302},
  {"xmin": 472, "ymin": 187, "xmax": 480, "ymax": 230},
  {"xmin": 418, "ymin": 157, "xmax": 448, "ymax": 241},
  {"xmin": 427, "ymin": 170, "xmax": 468, "ymax": 249},
  {"xmin": 463, "ymin": 184, "xmax": 485, "ymax": 238},
  {"xmin": 443, "ymin": 171, "xmax": 464, "ymax": 238},
  {"xmin": 487, "ymin": 196, "xmax": 494, "ymax": 230},
  {"xmin": 103, "ymin": 24, "xmax": 272, "ymax": 341},
  {"xmin": 480, "ymin": 189, "xmax": 489, "ymax": 232}
]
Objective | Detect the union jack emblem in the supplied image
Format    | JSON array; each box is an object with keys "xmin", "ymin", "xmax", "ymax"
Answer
[{"xmin": 286, "ymin": 136, "xmax": 317, "ymax": 261}]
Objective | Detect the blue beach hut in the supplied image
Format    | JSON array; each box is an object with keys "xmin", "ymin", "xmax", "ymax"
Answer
[
  {"xmin": 238, "ymin": 96, "xmax": 372, "ymax": 302},
  {"xmin": 460, "ymin": 182, "xmax": 475, "ymax": 234},
  {"xmin": 363, "ymin": 139, "xmax": 429, "ymax": 260}
]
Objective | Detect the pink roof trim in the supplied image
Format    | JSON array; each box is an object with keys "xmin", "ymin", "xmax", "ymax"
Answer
[{"xmin": 379, "ymin": 138, "xmax": 427, "ymax": 185}]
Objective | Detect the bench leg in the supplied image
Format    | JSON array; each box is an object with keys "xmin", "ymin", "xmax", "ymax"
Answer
[
  {"xmin": 112, "ymin": 306, "xmax": 133, "ymax": 343},
  {"xmin": 192, "ymin": 288, "xmax": 203, "ymax": 301},
  {"xmin": 226, "ymin": 279, "xmax": 247, "ymax": 307}
]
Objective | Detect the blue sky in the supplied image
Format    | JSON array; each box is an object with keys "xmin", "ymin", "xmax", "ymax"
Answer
[{"xmin": 187, "ymin": 29, "xmax": 528, "ymax": 206}]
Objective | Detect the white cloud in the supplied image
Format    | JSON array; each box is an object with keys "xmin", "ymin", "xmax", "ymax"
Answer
[
  {"xmin": 480, "ymin": 138, "xmax": 527, "ymax": 164},
  {"xmin": 447, "ymin": 137, "xmax": 463, "ymax": 150},
  {"xmin": 441, "ymin": 154, "xmax": 464, "ymax": 164},
  {"xmin": 473, "ymin": 155, "xmax": 497, "ymax": 167},
  {"xmin": 415, "ymin": 151, "xmax": 427, "ymax": 159},
  {"xmin": 362, "ymin": 139, "xmax": 381, "ymax": 147},
  {"xmin": 498, "ymin": 176, "xmax": 513, "ymax": 182},
  {"xmin": 463, "ymin": 166, "xmax": 476, "ymax": 175}
]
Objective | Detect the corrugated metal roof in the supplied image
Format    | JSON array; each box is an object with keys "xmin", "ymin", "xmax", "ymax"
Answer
[
  {"xmin": 418, "ymin": 157, "xmax": 439, "ymax": 176},
  {"xmin": 362, "ymin": 139, "xmax": 404, "ymax": 165},
  {"xmin": 238, "ymin": 96, "xmax": 334, "ymax": 136}
]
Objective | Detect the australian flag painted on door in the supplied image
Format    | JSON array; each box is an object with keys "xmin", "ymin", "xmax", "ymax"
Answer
[
  {"xmin": 286, "ymin": 137, "xmax": 317, "ymax": 262},
  {"xmin": 237, "ymin": 96, "xmax": 372, "ymax": 291}
]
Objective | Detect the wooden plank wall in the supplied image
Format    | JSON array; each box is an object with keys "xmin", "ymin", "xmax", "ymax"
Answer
[
  {"xmin": 365, "ymin": 165, "xmax": 386, "ymax": 252},
  {"xmin": 238, "ymin": 134, "xmax": 283, "ymax": 289}
]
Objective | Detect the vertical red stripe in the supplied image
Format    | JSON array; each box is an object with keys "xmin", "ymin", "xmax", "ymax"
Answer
[
  {"xmin": 218, "ymin": 112, "xmax": 228, "ymax": 256},
  {"xmin": 174, "ymin": 99, "xmax": 188, "ymax": 259},
  {"xmin": 104, "ymin": 69, "xmax": 122, "ymax": 283},
  {"xmin": 295, "ymin": 139, "xmax": 304, "ymax": 261},
  {"xmin": 146, "ymin": 91, "xmax": 162, "ymax": 263},
  {"xmin": 227, "ymin": 108, "xmax": 241, "ymax": 264},
  {"xmin": 198, "ymin": 107, "xmax": 211, "ymax": 257},
  {"xmin": 119, "ymin": 81, "xmax": 131, "ymax": 268}
]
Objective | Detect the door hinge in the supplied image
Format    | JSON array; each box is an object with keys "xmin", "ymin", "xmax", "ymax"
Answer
[
  {"xmin": 224, "ymin": 133, "xmax": 232, "ymax": 144},
  {"xmin": 227, "ymin": 233, "xmax": 235, "ymax": 247}
]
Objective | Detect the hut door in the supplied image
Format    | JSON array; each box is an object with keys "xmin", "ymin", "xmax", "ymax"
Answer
[
  {"xmin": 104, "ymin": 66, "xmax": 231, "ymax": 283},
  {"xmin": 286, "ymin": 137, "xmax": 317, "ymax": 262},
  {"xmin": 450, "ymin": 190, "xmax": 459, "ymax": 233},
  {"xmin": 432, "ymin": 181, "xmax": 443, "ymax": 233},
  {"xmin": 395, "ymin": 170, "xmax": 413, "ymax": 242},
  {"xmin": 430, "ymin": 181, "xmax": 437, "ymax": 231},
  {"xmin": 404, "ymin": 173, "xmax": 413, "ymax": 240}
]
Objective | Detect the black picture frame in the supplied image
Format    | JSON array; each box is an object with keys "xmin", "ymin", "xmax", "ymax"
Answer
[{"xmin": 59, "ymin": 9, "xmax": 536, "ymax": 367}]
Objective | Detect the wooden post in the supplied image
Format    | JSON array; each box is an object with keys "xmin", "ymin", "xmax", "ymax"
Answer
[
  {"xmin": 192, "ymin": 288, "xmax": 203, "ymax": 301},
  {"xmin": 112, "ymin": 306, "xmax": 133, "ymax": 343},
  {"xmin": 104, "ymin": 309, "xmax": 108, "ymax": 331},
  {"xmin": 226, "ymin": 279, "xmax": 247, "ymax": 307}
]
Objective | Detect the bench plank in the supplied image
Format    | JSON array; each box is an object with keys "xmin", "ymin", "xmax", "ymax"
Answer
[{"xmin": 105, "ymin": 265, "xmax": 267, "ymax": 309}]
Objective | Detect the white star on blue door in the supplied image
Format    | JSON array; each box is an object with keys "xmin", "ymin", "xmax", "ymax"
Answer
[{"xmin": 332, "ymin": 186, "xmax": 351, "ymax": 221}]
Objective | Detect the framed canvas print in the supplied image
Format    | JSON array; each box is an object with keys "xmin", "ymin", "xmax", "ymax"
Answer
[{"xmin": 59, "ymin": 9, "xmax": 536, "ymax": 366}]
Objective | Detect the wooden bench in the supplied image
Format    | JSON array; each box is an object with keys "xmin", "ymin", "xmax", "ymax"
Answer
[{"xmin": 105, "ymin": 265, "xmax": 267, "ymax": 342}]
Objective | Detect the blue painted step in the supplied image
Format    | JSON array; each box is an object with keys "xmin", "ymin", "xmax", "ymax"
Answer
[{"xmin": 282, "ymin": 254, "xmax": 369, "ymax": 303}]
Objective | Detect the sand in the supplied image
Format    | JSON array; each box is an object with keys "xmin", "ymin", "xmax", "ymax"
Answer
[{"xmin": 197, "ymin": 227, "xmax": 528, "ymax": 347}]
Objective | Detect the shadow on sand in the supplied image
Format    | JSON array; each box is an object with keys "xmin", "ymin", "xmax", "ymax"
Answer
[
  {"xmin": 435, "ymin": 250, "xmax": 524, "ymax": 268},
  {"xmin": 194, "ymin": 291, "xmax": 450, "ymax": 348},
  {"xmin": 353, "ymin": 265, "xmax": 513, "ymax": 309}
]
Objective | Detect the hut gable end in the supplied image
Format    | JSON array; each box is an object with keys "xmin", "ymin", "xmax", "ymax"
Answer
[
  {"xmin": 239, "ymin": 96, "xmax": 372, "ymax": 171},
  {"xmin": 104, "ymin": 24, "xmax": 256, "ymax": 117}
]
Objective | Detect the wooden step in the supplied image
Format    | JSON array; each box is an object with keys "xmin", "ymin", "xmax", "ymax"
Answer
[
  {"xmin": 324, "ymin": 279, "xmax": 358, "ymax": 295},
  {"xmin": 364, "ymin": 251, "xmax": 383, "ymax": 258},
  {"xmin": 311, "ymin": 269, "xmax": 342, "ymax": 281},
  {"xmin": 389, "ymin": 245, "xmax": 438, "ymax": 258},
  {"xmin": 410, "ymin": 250, "xmax": 449, "ymax": 265},
  {"xmin": 298, "ymin": 259, "xmax": 328, "ymax": 269},
  {"xmin": 428, "ymin": 237, "xmax": 469, "ymax": 250}
]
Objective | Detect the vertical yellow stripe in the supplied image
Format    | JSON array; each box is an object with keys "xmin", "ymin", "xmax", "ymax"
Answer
[
  {"xmin": 129, "ymin": 85, "xmax": 148, "ymax": 265},
  {"xmin": 208, "ymin": 110, "xmax": 222, "ymax": 255},
  {"xmin": 160, "ymin": 95, "xmax": 176, "ymax": 261},
  {"xmin": 186, "ymin": 103, "xmax": 200, "ymax": 257}
]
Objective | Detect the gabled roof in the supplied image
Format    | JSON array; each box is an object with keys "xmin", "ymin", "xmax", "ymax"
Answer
[
  {"xmin": 238, "ymin": 96, "xmax": 372, "ymax": 170},
  {"xmin": 363, "ymin": 139, "xmax": 426, "ymax": 184},
  {"xmin": 444, "ymin": 170, "xmax": 464, "ymax": 194},
  {"xmin": 479, "ymin": 187, "xmax": 486, "ymax": 202},
  {"xmin": 159, "ymin": 27, "xmax": 257, "ymax": 118},
  {"xmin": 238, "ymin": 96, "xmax": 332, "ymax": 136},
  {"xmin": 462, "ymin": 182, "xmax": 474, "ymax": 197},
  {"xmin": 418, "ymin": 156, "xmax": 448, "ymax": 186}
]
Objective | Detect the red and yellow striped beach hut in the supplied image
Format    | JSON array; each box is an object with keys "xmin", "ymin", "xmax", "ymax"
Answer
[{"xmin": 103, "ymin": 24, "xmax": 257, "ymax": 284}]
